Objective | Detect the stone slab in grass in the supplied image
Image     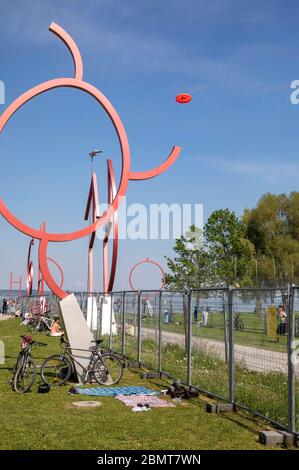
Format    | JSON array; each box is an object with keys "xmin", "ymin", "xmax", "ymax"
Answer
[{"xmin": 72, "ymin": 401, "xmax": 101, "ymax": 409}]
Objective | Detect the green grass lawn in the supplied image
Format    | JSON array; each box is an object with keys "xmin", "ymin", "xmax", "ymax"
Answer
[
  {"xmin": 0, "ymin": 318, "xmax": 285, "ymax": 450},
  {"xmin": 109, "ymin": 333, "xmax": 294, "ymax": 429}
]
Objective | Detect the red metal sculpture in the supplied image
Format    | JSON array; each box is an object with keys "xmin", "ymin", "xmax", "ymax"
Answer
[
  {"xmin": 9, "ymin": 272, "xmax": 22, "ymax": 298},
  {"xmin": 0, "ymin": 23, "xmax": 181, "ymax": 299},
  {"xmin": 26, "ymin": 227, "xmax": 64, "ymax": 296},
  {"xmin": 129, "ymin": 258, "xmax": 166, "ymax": 291}
]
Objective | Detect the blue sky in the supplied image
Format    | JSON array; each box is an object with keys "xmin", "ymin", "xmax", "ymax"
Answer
[{"xmin": 0, "ymin": 0, "xmax": 299, "ymax": 291}]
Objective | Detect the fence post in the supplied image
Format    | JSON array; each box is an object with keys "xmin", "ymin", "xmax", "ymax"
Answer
[
  {"xmin": 228, "ymin": 287, "xmax": 234, "ymax": 404},
  {"xmin": 137, "ymin": 291, "xmax": 142, "ymax": 364},
  {"xmin": 158, "ymin": 291, "xmax": 162, "ymax": 373},
  {"xmin": 186, "ymin": 290, "xmax": 192, "ymax": 387},
  {"xmin": 287, "ymin": 283, "xmax": 295, "ymax": 433},
  {"xmin": 98, "ymin": 296, "xmax": 103, "ymax": 339},
  {"xmin": 223, "ymin": 291, "xmax": 229, "ymax": 364},
  {"xmin": 121, "ymin": 292, "xmax": 126, "ymax": 357}
]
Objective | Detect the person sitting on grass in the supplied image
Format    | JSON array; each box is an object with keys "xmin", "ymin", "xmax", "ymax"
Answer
[{"xmin": 50, "ymin": 318, "xmax": 64, "ymax": 337}]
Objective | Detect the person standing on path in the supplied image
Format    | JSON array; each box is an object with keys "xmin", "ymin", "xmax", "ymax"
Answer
[
  {"xmin": 202, "ymin": 307, "xmax": 209, "ymax": 326},
  {"xmin": 2, "ymin": 298, "xmax": 8, "ymax": 315}
]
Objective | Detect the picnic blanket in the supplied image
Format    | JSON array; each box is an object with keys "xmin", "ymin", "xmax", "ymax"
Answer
[
  {"xmin": 116, "ymin": 394, "xmax": 175, "ymax": 408},
  {"xmin": 74, "ymin": 385, "xmax": 159, "ymax": 397}
]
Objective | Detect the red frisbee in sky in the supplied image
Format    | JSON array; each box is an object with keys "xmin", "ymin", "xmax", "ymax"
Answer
[{"xmin": 176, "ymin": 93, "xmax": 192, "ymax": 104}]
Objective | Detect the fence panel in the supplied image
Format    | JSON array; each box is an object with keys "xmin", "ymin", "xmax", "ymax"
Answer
[
  {"xmin": 292, "ymin": 287, "xmax": 299, "ymax": 434},
  {"xmin": 232, "ymin": 288, "xmax": 289, "ymax": 428},
  {"xmin": 122, "ymin": 291, "xmax": 138, "ymax": 362},
  {"xmin": 139, "ymin": 290, "xmax": 160, "ymax": 370},
  {"xmin": 111, "ymin": 292, "xmax": 124, "ymax": 353},
  {"xmin": 190, "ymin": 289, "xmax": 230, "ymax": 400},
  {"xmin": 157, "ymin": 291, "xmax": 187, "ymax": 382}
]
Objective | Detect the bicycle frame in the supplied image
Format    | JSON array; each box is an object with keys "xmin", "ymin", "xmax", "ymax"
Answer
[{"xmin": 60, "ymin": 345, "xmax": 103, "ymax": 382}]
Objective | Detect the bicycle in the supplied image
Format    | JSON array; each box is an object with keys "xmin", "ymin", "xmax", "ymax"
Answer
[
  {"xmin": 10, "ymin": 335, "xmax": 47, "ymax": 393},
  {"xmin": 40, "ymin": 336, "xmax": 123, "ymax": 386},
  {"xmin": 26, "ymin": 315, "xmax": 54, "ymax": 333},
  {"xmin": 234, "ymin": 313, "xmax": 244, "ymax": 331}
]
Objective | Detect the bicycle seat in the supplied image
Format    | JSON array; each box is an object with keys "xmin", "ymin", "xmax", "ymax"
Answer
[{"xmin": 91, "ymin": 339, "xmax": 104, "ymax": 345}]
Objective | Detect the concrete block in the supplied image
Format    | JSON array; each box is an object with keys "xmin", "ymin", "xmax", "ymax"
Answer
[
  {"xmin": 101, "ymin": 295, "xmax": 117, "ymax": 335},
  {"xmin": 86, "ymin": 296, "xmax": 98, "ymax": 331},
  {"xmin": 140, "ymin": 372, "xmax": 161, "ymax": 379},
  {"xmin": 259, "ymin": 431, "xmax": 283, "ymax": 446},
  {"xmin": 278, "ymin": 431, "xmax": 294, "ymax": 447},
  {"xmin": 206, "ymin": 403, "xmax": 218, "ymax": 413},
  {"xmin": 217, "ymin": 403, "xmax": 234, "ymax": 412}
]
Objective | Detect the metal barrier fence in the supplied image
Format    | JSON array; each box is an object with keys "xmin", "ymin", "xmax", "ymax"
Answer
[
  {"xmin": 7, "ymin": 286, "xmax": 298, "ymax": 434},
  {"xmin": 96, "ymin": 286, "xmax": 298, "ymax": 435}
]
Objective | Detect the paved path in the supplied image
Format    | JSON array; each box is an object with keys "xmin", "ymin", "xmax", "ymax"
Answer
[
  {"xmin": 0, "ymin": 315, "xmax": 12, "ymax": 321},
  {"xmin": 141, "ymin": 327, "xmax": 299, "ymax": 375}
]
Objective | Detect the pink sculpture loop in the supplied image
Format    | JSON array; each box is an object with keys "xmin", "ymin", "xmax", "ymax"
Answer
[
  {"xmin": 26, "ymin": 232, "xmax": 64, "ymax": 296},
  {"xmin": 0, "ymin": 23, "xmax": 181, "ymax": 299},
  {"xmin": 26, "ymin": 239, "xmax": 34, "ymax": 296},
  {"xmin": 129, "ymin": 258, "xmax": 166, "ymax": 291}
]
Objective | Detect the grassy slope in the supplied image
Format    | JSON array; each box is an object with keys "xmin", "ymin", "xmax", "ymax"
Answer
[{"xmin": 0, "ymin": 318, "xmax": 285, "ymax": 450}]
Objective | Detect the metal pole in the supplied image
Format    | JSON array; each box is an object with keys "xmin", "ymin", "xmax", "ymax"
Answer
[
  {"xmin": 99, "ymin": 296, "xmax": 103, "ymax": 339},
  {"xmin": 96, "ymin": 295, "xmax": 100, "ymax": 340},
  {"xmin": 186, "ymin": 290, "xmax": 192, "ymax": 386},
  {"xmin": 287, "ymin": 283, "xmax": 295, "ymax": 433},
  {"xmin": 121, "ymin": 291, "xmax": 126, "ymax": 357},
  {"xmin": 223, "ymin": 291, "xmax": 229, "ymax": 364},
  {"xmin": 137, "ymin": 291, "xmax": 142, "ymax": 364},
  {"xmin": 158, "ymin": 290, "xmax": 162, "ymax": 372},
  {"xmin": 228, "ymin": 287, "xmax": 234, "ymax": 404}
]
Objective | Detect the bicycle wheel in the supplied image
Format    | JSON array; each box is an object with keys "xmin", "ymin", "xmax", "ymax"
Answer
[
  {"xmin": 93, "ymin": 353, "xmax": 123, "ymax": 385},
  {"xmin": 13, "ymin": 358, "xmax": 36, "ymax": 393},
  {"xmin": 40, "ymin": 354, "xmax": 72, "ymax": 386}
]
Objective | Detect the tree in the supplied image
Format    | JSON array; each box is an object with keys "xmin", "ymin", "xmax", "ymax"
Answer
[
  {"xmin": 243, "ymin": 192, "xmax": 299, "ymax": 291},
  {"xmin": 165, "ymin": 225, "xmax": 208, "ymax": 290},
  {"xmin": 165, "ymin": 225, "xmax": 208, "ymax": 348},
  {"xmin": 204, "ymin": 209, "xmax": 254, "ymax": 287}
]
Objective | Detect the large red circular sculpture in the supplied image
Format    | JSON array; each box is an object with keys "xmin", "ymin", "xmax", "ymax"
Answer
[
  {"xmin": 0, "ymin": 23, "xmax": 181, "ymax": 299},
  {"xmin": 129, "ymin": 258, "xmax": 166, "ymax": 291}
]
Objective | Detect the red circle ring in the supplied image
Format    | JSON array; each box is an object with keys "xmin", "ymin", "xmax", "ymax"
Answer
[{"xmin": 129, "ymin": 258, "xmax": 166, "ymax": 291}]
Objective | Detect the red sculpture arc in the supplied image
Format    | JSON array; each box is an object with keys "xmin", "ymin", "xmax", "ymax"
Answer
[
  {"xmin": 0, "ymin": 23, "xmax": 181, "ymax": 299},
  {"xmin": 129, "ymin": 258, "xmax": 166, "ymax": 291},
  {"xmin": 26, "ymin": 237, "xmax": 64, "ymax": 296}
]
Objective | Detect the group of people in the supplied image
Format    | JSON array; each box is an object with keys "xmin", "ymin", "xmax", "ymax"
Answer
[
  {"xmin": 193, "ymin": 305, "xmax": 209, "ymax": 326},
  {"xmin": 21, "ymin": 310, "xmax": 64, "ymax": 337},
  {"xmin": 1, "ymin": 298, "xmax": 20, "ymax": 316}
]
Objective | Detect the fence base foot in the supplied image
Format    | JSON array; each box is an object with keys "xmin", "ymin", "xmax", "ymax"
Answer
[
  {"xmin": 259, "ymin": 431, "xmax": 294, "ymax": 447},
  {"xmin": 140, "ymin": 372, "xmax": 161, "ymax": 379},
  {"xmin": 126, "ymin": 361, "xmax": 141, "ymax": 368},
  {"xmin": 206, "ymin": 403, "xmax": 234, "ymax": 414}
]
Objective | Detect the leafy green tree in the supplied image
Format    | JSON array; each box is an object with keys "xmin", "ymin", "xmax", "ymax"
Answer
[
  {"xmin": 165, "ymin": 225, "xmax": 208, "ymax": 289},
  {"xmin": 204, "ymin": 209, "xmax": 254, "ymax": 287},
  {"xmin": 244, "ymin": 192, "xmax": 299, "ymax": 290},
  {"xmin": 165, "ymin": 226, "xmax": 208, "ymax": 348}
]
